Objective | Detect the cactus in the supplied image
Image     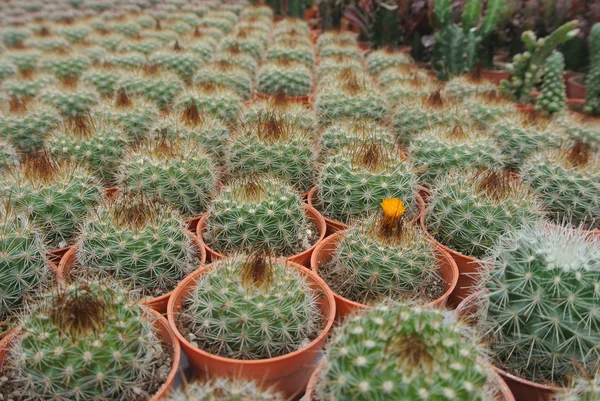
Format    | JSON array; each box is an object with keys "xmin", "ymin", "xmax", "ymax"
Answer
[
  {"xmin": 96, "ymin": 90, "xmax": 159, "ymax": 141},
  {"xmin": 82, "ymin": 68, "xmax": 122, "ymax": 97},
  {"xmin": 0, "ymin": 60, "xmax": 17, "ymax": 81},
  {"xmin": 0, "ymin": 154, "xmax": 102, "ymax": 247},
  {"xmin": 444, "ymin": 75, "xmax": 498, "ymax": 100},
  {"xmin": 409, "ymin": 126, "xmax": 504, "ymax": 185},
  {"xmin": 214, "ymin": 48, "xmax": 260, "ymax": 75},
  {"xmin": 1, "ymin": 28, "xmax": 31, "ymax": 48},
  {"xmin": 5, "ymin": 50, "xmax": 40, "ymax": 74},
  {"xmin": 57, "ymin": 25, "xmax": 93, "ymax": 42},
  {"xmin": 365, "ymin": 48, "xmax": 412, "ymax": 77},
  {"xmin": 385, "ymin": 78, "xmax": 442, "ymax": 105},
  {"xmin": 175, "ymin": 85, "xmax": 242, "ymax": 123},
  {"xmin": 318, "ymin": 141, "xmax": 419, "ymax": 223},
  {"xmin": 77, "ymin": 192, "xmax": 198, "ymax": 295},
  {"xmin": 149, "ymin": 47, "xmax": 205, "ymax": 83},
  {"xmin": 317, "ymin": 56, "xmax": 363, "ymax": 80},
  {"xmin": 228, "ymin": 114, "xmax": 317, "ymax": 192},
  {"xmin": 522, "ymin": 142, "xmax": 600, "ymax": 229},
  {"xmin": 117, "ymin": 70, "xmax": 184, "ymax": 111},
  {"xmin": 426, "ymin": 169, "xmax": 543, "ymax": 258},
  {"xmin": 220, "ymin": 34, "xmax": 265, "ymax": 61},
  {"xmin": 40, "ymin": 85, "xmax": 99, "ymax": 117},
  {"xmin": 316, "ymin": 303, "xmax": 492, "ymax": 401},
  {"xmin": 193, "ymin": 61, "xmax": 253, "ymax": 101},
  {"xmin": 320, "ymin": 118, "xmax": 395, "ymax": 157},
  {"xmin": 553, "ymin": 375, "xmax": 600, "ymax": 401},
  {"xmin": 117, "ymin": 137, "xmax": 218, "ymax": 218},
  {"xmin": 481, "ymin": 222, "xmax": 600, "ymax": 384},
  {"xmin": 165, "ymin": 378, "xmax": 285, "ymax": 401},
  {"xmin": 535, "ymin": 51, "xmax": 567, "ymax": 115},
  {"xmin": 40, "ymin": 54, "xmax": 91, "ymax": 84},
  {"xmin": 187, "ymin": 35, "xmax": 218, "ymax": 60},
  {"xmin": 0, "ymin": 100, "xmax": 59, "ymax": 153},
  {"xmin": 462, "ymin": 93, "xmax": 517, "ymax": 128},
  {"xmin": 377, "ymin": 64, "xmax": 431, "ymax": 87},
  {"xmin": 240, "ymin": 5, "xmax": 274, "ymax": 19},
  {"xmin": 326, "ymin": 198, "xmax": 441, "ymax": 304},
  {"xmin": 266, "ymin": 43, "xmax": 315, "ymax": 67},
  {"xmin": 180, "ymin": 252, "xmax": 320, "ymax": 359},
  {"xmin": 117, "ymin": 38, "xmax": 163, "ymax": 55},
  {"xmin": 500, "ymin": 21, "xmax": 579, "ymax": 103},
  {"xmin": 88, "ymin": 33, "xmax": 123, "ymax": 51},
  {"xmin": 25, "ymin": 36, "xmax": 70, "ymax": 52},
  {"xmin": 109, "ymin": 21, "xmax": 142, "ymax": 36},
  {"xmin": 0, "ymin": 139, "xmax": 18, "ymax": 169},
  {"xmin": 4, "ymin": 281, "xmax": 168, "ymax": 400},
  {"xmin": 319, "ymin": 43, "xmax": 363, "ymax": 60},
  {"xmin": 257, "ymin": 61, "xmax": 313, "ymax": 97},
  {"xmin": 204, "ymin": 176, "xmax": 312, "ymax": 256},
  {"xmin": 585, "ymin": 23, "xmax": 600, "ymax": 116},
  {"xmin": 0, "ymin": 203, "xmax": 49, "ymax": 322},
  {"xmin": 316, "ymin": 31, "xmax": 357, "ymax": 51},
  {"xmin": 243, "ymin": 93, "xmax": 315, "ymax": 129},
  {"xmin": 105, "ymin": 52, "xmax": 147, "ymax": 69}
]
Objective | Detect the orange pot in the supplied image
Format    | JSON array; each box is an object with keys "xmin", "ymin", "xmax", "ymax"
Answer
[
  {"xmin": 0, "ymin": 309, "xmax": 180, "ymax": 401},
  {"xmin": 304, "ymin": 8, "xmax": 317, "ymax": 20},
  {"xmin": 567, "ymin": 74, "xmax": 586, "ymax": 99},
  {"xmin": 255, "ymin": 92, "xmax": 313, "ymax": 105},
  {"xmin": 306, "ymin": 186, "xmax": 427, "ymax": 236},
  {"xmin": 310, "ymin": 231, "xmax": 458, "ymax": 320},
  {"xmin": 105, "ymin": 186, "xmax": 119, "ymax": 200},
  {"xmin": 455, "ymin": 294, "xmax": 560, "ymax": 401},
  {"xmin": 196, "ymin": 204, "xmax": 326, "ymax": 267},
  {"xmin": 48, "ymin": 246, "xmax": 72, "ymax": 265},
  {"xmin": 58, "ymin": 230, "xmax": 206, "ymax": 314},
  {"xmin": 480, "ymin": 69, "xmax": 510, "ymax": 85},
  {"xmin": 166, "ymin": 261, "xmax": 336, "ymax": 400},
  {"xmin": 305, "ymin": 356, "xmax": 516, "ymax": 401}
]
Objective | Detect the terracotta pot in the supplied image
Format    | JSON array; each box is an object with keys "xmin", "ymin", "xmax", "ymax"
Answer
[
  {"xmin": 516, "ymin": 104, "xmax": 534, "ymax": 112},
  {"xmin": 255, "ymin": 92, "xmax": 313, "ymax": 105},
  {"xmin": 306, "ymin": 186, "xmax": 426, "ymax": 236},
  {"xmin": 310, "ymin": 29, "xmax": 321, "ymax": 44},
  {"xmin": 480, "ymin": 69, "xmax": 510, "ymax": 85},
  {"xmin": 0, "ymin": 309, "xmax": 180, "ymax": 401},
  {"xmin": 358, "ymin": 41, "xmax": 370, "ymax": 51},
  {"xmin": 105, "ymin": 186, "xmax": 119, "ymax": 200},
  {"xmin": 48, "ymin": 246, "xmax": 72, "ymax": 265},
  {"xmin": 310, "ymin": 231, "xmax": 458, "ymax": 320},
  {"xmin": 166, "ymin": 261, "xmax": 336, "ymax": 400},
  {"xmin": 57, "ymin": 230, "xmax": 206, "ymax": 314},
  {"xmin": 304, "ymin": 8, "xmax": 317, "ymax": 20},
  {"xmin": 184, "ymin": 215, "xmax": 202, "ymax": 232},
  {"xmin": 305, "ymin": 355, "xmax": 516, "ymax": 401},
  {"xmin": 567, "ymin": 74, "xmax": 586, "ymax": 99},
  {"xmin": 455, "ymin": 294, "xmax": 560, "ymax": 401},
  {"xmin": 196, "ymin": 204, "xmax": 326, "ymax": 267}
]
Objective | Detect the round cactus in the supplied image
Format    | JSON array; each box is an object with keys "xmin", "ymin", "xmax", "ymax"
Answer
[
  {"xmin": 409, "ymin": 126, "xmax": 504, "ymax": 185},
  {"xmin": 553, "ymin": 375, "xmax": 600, "ymax": 401},
  {"xmin": 82, "ymin": 68, "xmax": 122, "ymax": 97},
  {"xmin": 96, "ymin": 89, "xmax": 159, "ymax": 141},
  {"xmin": 165, "ymin": 378, "xmax": 285, "ymax": 401},
  {"xmin": 4, "ymin": 281, "xmax": 168, "ymax": 400},
  {"xmin": 40, "ymin": 54, "xmax": 90, "ymax": 83},
  {"xmin": 214, "ymin": 48, "xmax": 258, "ymax": 75},
  {"xmin": 77, "ymin": 192, "xmax": 199, "ymax": 296},
  {"xmin": 204, "ymin": 175, "xmax": 312, "ymax": 256},
  {"xmin": 0, "ymin": 60, "xmax": 17, "ymax": 81},
  {"xmin": 316, "ymin": 30, "xmax": 358, "ymax": 51},
  {"xmin": 377, "ymin": 64, "xmax": 432, "ymax": 87},
  {"xmin": 240, "ymin": 5, "xmax": 274, "ymax": 19},
  {"xmin": 1, "ymin": 27, "xmax": 31, "ymax": 48},
  {"xmin": 0, "ymin": 138, "xmax": 18, "ymax": 169},
  {"xmin": 56, "ymin": 25, "xmax": 93, "ymax": 42},
  {"xmin": 88, "ymin": 33, "xmax": 123, "ymax": 51},
  {"xmin": 315, "ymin": 303, "xmax": 492, "ymax": 401},
  {"xmin": 180, "ymin": 252, "xmax": 320, "ymax": 359},
  {"xmin": 117, "ymin": 70, "xmax": 184, "ymax": 111},
  {"xmin": 243, "ymin": 93, "xmax": 315, "ymax": 129},
  {"xmin": 40, "ymin": 85, "xmax": 99, "ymax": 117},
  {"xmin": 426, "ymin": 169, "xmax": 543, "ymax": 259},
  {"xmin": 316, "ymin": 56, "xmax": 363, "ymax": 80},
  {"xmin": 320, "ymin": 118, "xmax": 395, "ymax": 157},
  {"xmin": 319, "ymin": 44, "xmax": 362, "ymax": 61},
  {"xmin": 193, "ymin": 61, "xmax": 253, "ymax": 101},
  {"xmin": 175, "ymin": 85, "xmax": 242, "ymax": 123},
  {"xmin": 257, "ymin": 60, "xmax": 312, "ymax": 97},
  {"xmin": 481, "ymin": 222, "xmax": 600, "ymax": 384},
  {"xmin": 105, "ymin": 52, "xmax": 147, "ymax": 69},
  {"xmin": 109, "ymin": 21, "xmax": 142, "ymax": 36},
  {"xmin": 266, "ymin": 43, "xmax": 315, "ymax": 67},
  {"xmin": 117, "ymin": 137, "xmax": 218, "ymax": 217},
  {"xmin": 219, "ymin": 34, "xmax": 265, "ymax": 61},
  {"xmin": 444, "ymin": 75, "xmax": 498, "ymax": 100},
  {"xmin": 5, "ymin": 50, "xmax": 40, "ymax": 74},
  {"xmin": 0, "ymin": 100, "xmax": 59, "ymax": 153},
  {"xmin": 228, "ymin": 114, "xmax": 318, "ymax": 192},
  {"xmin": 318, "ymin": 141, "xmax": 419, "ymax": 223},
  {"xmin": 117, "ymin": 38, "xmax": 163, "ymax": 55},
  {"xmin": 365, "ymin": 48, "xmax": 413, "ymax": 76},
  {"xmin": 149, "ymin": 47, "xmax": 205, "ymax": 83}
]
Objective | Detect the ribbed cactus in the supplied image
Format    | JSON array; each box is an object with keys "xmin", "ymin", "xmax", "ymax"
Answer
[
  {"xmin": 316, "ymin": 303, "xmax": 492, "ymax": 400},
  {"xmin": 316, "ymin": 30, "xmax": 357, "ymax": 51},
  {"xmin": 243, "ymin": 94, "xmax": 315, "ymax": 129},
  {"xmin": 173, "ymin": 104, "xmax": 231, "ymax": 161},
  {"xmin": 318, "ymin": 141, "xmax": 419, "ymax": 223},
  {"xmin": 0, "ymin": 203, "xmax": 49, "ymax": 321},
  {"xmin": 585, "ymin": 23, "xmax": 600, "ymax": 116},
  {"xmin": 326, "ymin": 198, "xmax": 441, "ymax": 304},
  {"xmin": 82, "ymin": 68, "xmax": 122, "ymax": 97},
  {"xmin": 320, "ymin": 118, "xmax": 395, "ymax": 157},
  {"xmin": 257, "ymin": 61, "xmax": 312, "ymax": 97},
  {"xmin": 365, "ymin": 49, "xmax": 412, "ymax": 77},
  {"xmin": 149, "ymin": 47, "xmax": 205, "ymax": 83},
  {"xmin": 194, "ymin": 61, "xmax": 253, "ymax": 101},
  {"xmin": 96, "ymin": 89, "xmax": 159, "ymax": 141},
  {"xmin": 385, "ymin": 79, "xmax": 442, "ymax": 105},
  {"xmin": 317, "ymin": 56, "xmax": 363, "ymax": 80},
  {"xmin": 117, "ymin": 71, "xmax": 184, "ymax": 111},
  {"xmin": 377, "ymin": 64, "xmax": 432, "ymax": 87},
  {"xmin": 214, "ymin": 48, "xmax": 259, "ymax": 75},
  {"xmin": 204, "ymin": 176, "xmax": 311, "ymax": 256},
  {"xmin": 500, "ymin": 21, "xmax": 579, "ymax": 103},
  {"xmin": 5, "ymin": 281, "xmax": 168, "ymax": 399},
  {"xmin": 175, "ymin": 85, "xmax": 242, "ymax": 123},
  {"xmin": 180, "ymin": 253, "xmax": 320, "ymax": 359},
  {"xmin": 409, "ymin": 126, "xmax": 504, "ymax": 185},
  {"xmin": 0, "ymin": 100, "xmax": 58, "ymax": 153},
  {"xmin": 444, "ymin": 75, "xmax": 498, "ymax": 100},
  {"xmin": 117, "ymin": 137, "xmax": 218, "ymax": 218},
  {"xmin": 426, "ymin": 169, "xmax": 543, "ymax": 258},
  {"xmin": 105, "ymin": 52, "xmax": 147, "ymax": 69},
  {"xmin": 481, "ymin": 222, "xmax": 600, "ymax": 384},
  {"xmin": 535, "ymin": 51, "xmax": 567, "ymax": 115},
  {"xmin": 319, "ymin": 44, "xmax": 362, "ymax": 60},
  {"xmin": 0, "ymin": 155, "xmax": 102, "ymax": 247},
  {"xmin": 228, "ymin": 114, "xmax": 317, "ymax": 192},
  {"xmin": 522, "ymin": 142, "xmax": 600, "ymax": 229},
  {"xmin": 166, "ymin": 378, "xmax": 285, "ymax": 401},
  {"xmin": 220, "ymin": 34, "xmax": 265, "ymax": 61},
  {"xmin": 266, "ymin": 43, "xmax": 315, "ymax": 67}
]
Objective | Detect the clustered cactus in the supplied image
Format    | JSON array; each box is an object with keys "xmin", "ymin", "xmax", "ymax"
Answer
[
  {"xmin": 166, "ymin": 378, "xmax": 285, "ymax": 401},
  {"xmin": 535, "ymin": 51, "xmax": 567, "ymax": 115}
]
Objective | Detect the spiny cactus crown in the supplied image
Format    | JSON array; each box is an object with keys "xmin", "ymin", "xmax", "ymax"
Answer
[
  {"xmin": 243, "ymin": 93, "xmax": 315, "ymax": 129},
  {"xmin": 175, "ymin": 85, "xmax": 242, "ymax": 123},
  {"xmin": 165, "ymin": 378, "xmax": 285, "ymax": 401},
  {"xmin": 193, "ymin": 61, "xmax": 253, "ymax": 101},
  {"xmin": 365, "ymin": 48, "xmax": 413, "ymax": 77},
  {"xmin": 320, "ymin": 118, "xmax": 395, "ymax": 157},
  {"xmin": 257, "ymin": 60, "xmax": 313, "ymax": 97},
  {"xmin": 536, "ymin": 51, "xmax": 567, "ymax": 115},
  {"xmin": 553, "ymin": 374, "xmax": 600, "ymax": 401}
]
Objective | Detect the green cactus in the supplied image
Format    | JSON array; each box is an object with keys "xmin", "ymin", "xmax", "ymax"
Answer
[
  {"xmin": 200, "ymin": 16, "xmax": 236, "ymax": 33},
  {"xmin": 5, "ymin": 50, "xmax": 40, "ymax": 74},
  {"xmin": 88, "ymin": 33, "xmax": 123, "ymax": 51},
  {"xmin": 187, "ymin": 35, "xmax": 218, "ymax": 60},
  {"xmin": 204, "ymin": 176, "xmax": 312, "ymax": 256},
  {"xmin": 319, "ymin": 44, "xmax": 363, "ymax": 61},
  {"xmin": 2, "ymin": 28, "xmax": 31, "ymax": 48},
  {"xmin": 553, "ymin": 375, "xmax": 600, "ymax": 401},
  {"xmin": 585, "ymin": 23, "xmax": 600, "ymax": 116},
  {"xmin": 317, "ymin": 56, "xmax": 363, "ymax": 80},
  {"xmin": 26, "ymin": 36, "xmax": 70, "ymax": 52},
  {"xmin": 77, "ymin": 192, "xmax": 199, "ymax": 295},
  {"xmin": 166, "ymin": 378, "xmax": 285, "ymax": 401},
  {"xmin": 175, "ymin": 85, "xmax": 242, "ymax": 123},
  {"xmin": 142, "ymin": 30, "xmax": 178, "ymax": 44},
  {"xmin": 109, "ymin": 21, "xmax": 142, "ymax": 37},
  {"xmin": 316, "ymin": 31, "xmax": 357, "ymax": 51},
  {"xmin": 409, "ymin": 125, "xmax": 504, "ymax": 185},
  {"xmin": 4, "ymin": 281, "xmax": 168, "ymax": 399},
  {"xmin": 95, "ymin": 90, "xmax": 159, "ymax": 141},
  {"xmin": 214, "ymin": 49, "xmax": 259, "ymax": 75},
  {"xmin": 426, "ymin": 169, "xmax": 543, "ymax": 258},
  {"xmin": 117, "ymin": 137, "xmax": 218, "ymax": 218},
  {"xmin": 105, "ymin": 52, "xmax": 147, "ymax": 69},
  {"xmin": 0, "ymin": 60, "xmax": 17, "ymax": 81},
  {"xmin": 0, "ymin": 100, "xmax": 59, "ymax": 153},
  {"xmin": 0, "ymin": 138, "xmax": 18, "ymax": 169},
  {"xmin": 481, "ymin": 222, "xmax": 600, "ymax": 384},
  {"xmin": 320, "ymin": 118, "xmax": 395, "ymax": 157},
  {"xmin": 82, "ymin": 68, "xmax": 122, "ymax": 97},
  {"xmin": 273, "ymin": 18, "xmax": 310, "ymax": 36},
  {"xmin": 228, "ymin": 114, "xmax": 317, "ymax": 192},
  {"xmin": 365, "ymin": 49, "xmax": 412, "ymax": 77},
  {"xmin": 180, "ymin": 252, "xmax": 320, "ymax": 359},
  {"xmin": 500, "ymin": 21, "xmax": 579, "ymax": 103},
  {"xmin": 149, "ymin": 47, "xmax": 205, "ymax": 83},
  {"xmin": 219, "ymin": 34, "xmax": 265, "ymax": 61},
  {"xmin": 257, "ymin": 61, "xmax": 312, "ymax": 97},
  {"xmin": 117, "ymin": 71, "xmax": 184, "ymax": 111},
  {"xmin": 117, "ymin": 38, "xmax": 163, "ymax": 55},
  {"xmin": 243, "ymin": 94, "xmax": 315, "ymax": 129},
  {"xmin": 536, "ymin": 51, "xmax": 567, "ymax": 115},
  {"xmin": 266, "ymin": 43, "xmax": 315, "ymax": 67},
  {"xmin": 444, "ymin": 75, "xmax": 498, "ymax": 100},
  {"xmin": 193, "ymin": 61, "xmax": 253, "ymax": 101},
  {"xmin": 240, "ymin": 5, "xmax": 274, "ymax": 19},
  {"xmin": 384, "ymin": 79, "xmax": 442, "ymax": 105},
  {"xmin": 318, "ymin": 141, "xmax": 419, "ymax": 223},
  {"xmin": 462, "ymin": 93, "xmax": 517, "ymax": 128},
  {"xmin": 40, "ymin": 85, "xmax": 99, "ymax": 118},
  {"xmin": 0, "ymin": 155, "xmax": 102, "ymax": 247},
  {"xmin": 40, "ymin": 54, "xmax": 91, "ymax": 83},
  {"xmin": 316, "ymin": 303, "xmax": 493, "ymax": 401},
  {"xmin": 287, "ymin": 0, "xmax": 304, "ymax": 18},
  {"xmin": 57, "ymin": 25, "xmax": 93, "ymax": 42}
]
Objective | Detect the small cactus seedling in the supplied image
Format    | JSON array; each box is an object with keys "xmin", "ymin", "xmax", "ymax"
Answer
[
  {"xmin": 180, "ymin": 253, "xmax": 320, "ymax": 359},
  {"xmin": 165, "ymin": 378, "xmax": 285, "ymax": 401}
]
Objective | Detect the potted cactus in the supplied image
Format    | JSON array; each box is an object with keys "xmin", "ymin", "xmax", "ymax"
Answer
[
  {"xmin": 0, "ymin": 99, "xmax": 58, "ymax": 154},
  {"xmin": 535, "ymin": 51, "xmax": 567, "ymax": 116},
  {"xmin": 319, "ymin": 118, "xmax": 394, "ymax": 158},
  {"xmin": 365, "ymin": 48, "xmax": 412, "ymax": 77},
  {"xmin": 175, "ymin": 85, "xmax": 242, "ymax": 124},
  {"xmin": 167, "ymin": 252, "xmax": 335, "ymax": 399},
  {"xmin": 257, "ymin": 60, "xmax": 313, "ymax": 100},
  {"xmin": 583, "ymin": 23, "xmax": 600, "ymax": 116},
  {"xmin": 194, "ymin": 61, "xmax": 254, "ymax": 101},
  {"xmin": 243, "ymin": 91, "xmax": 315, "ymax": 129},
  {"xmin": 311, "ymin": 198, "xmax": 458, "ymax": 319},
  {"xmin": 0, "ymin": 281, "xmax": 180, "ymax": 400},
  {"xmin": 165, "ymin": 378, "xmax": 285, "ymax": 400},
  {"xmin": 552, "ymin": 375, "xmax": 600, "ymax": 401}
]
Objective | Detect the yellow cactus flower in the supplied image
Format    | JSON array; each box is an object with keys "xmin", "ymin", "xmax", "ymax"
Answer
[{"xmin": 381, "ymin": 198, "xmax": 406, "ymax": 219}]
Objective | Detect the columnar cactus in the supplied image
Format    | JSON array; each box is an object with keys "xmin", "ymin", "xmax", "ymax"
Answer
[
  {"xmin": 180, "ymin": 252, "xmax": 320, "ymax": 359},
  {"xmin": 535, "ymin": 51, "xmax": 567, "ymax": 115},
  {"xmin": 204, "ymin": 176, "xmax": 312, "ymax": 256},
  {"xmin": 481, "ymin": 222, "xmax": 600, "ymax": 383},
  {"xmin": 426, "ymin": 169, "xmax": 543, "ymax": 258},
  {"xmin": 318, "ymin": 141, "xmax": 419, "ymax": 223},
  {"xmin": 175, "ymin": 85, "xmax": 242, "ymax": 123},
  {"xmin": 257, "ymin": 60, "xmax": 312, "ymax": 97},
  {"xmin": 316, "ymin": 303, "xmax": 493, "ymax": 400},
  {"xmin": 77, "ymin": 192, "xmax": 199, "ymax": 295},
  {"xmin": 522, "ymin": 142, "xmax": 600, "ymax": 229},
  {"xmin": 365, "ymin": 48, "xmax": 412, "ymax": 77},
  {"xmin": 585, "ymin": 22, "xmax": 600, "ymax": 116},
  {"xmin": 193, "ymin": 61, "xmax": 253, "ymax": 100},
  {"xmin": 166, "ymin": 378, "xmax": 285, "ymax": 401},
  {"xmin": 117, "ymin": 137, "xmax": 219, "ymax": 217},
  {"xmin": 4, "ymin": 281, "xmax": 168, "ymax": 400}
]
